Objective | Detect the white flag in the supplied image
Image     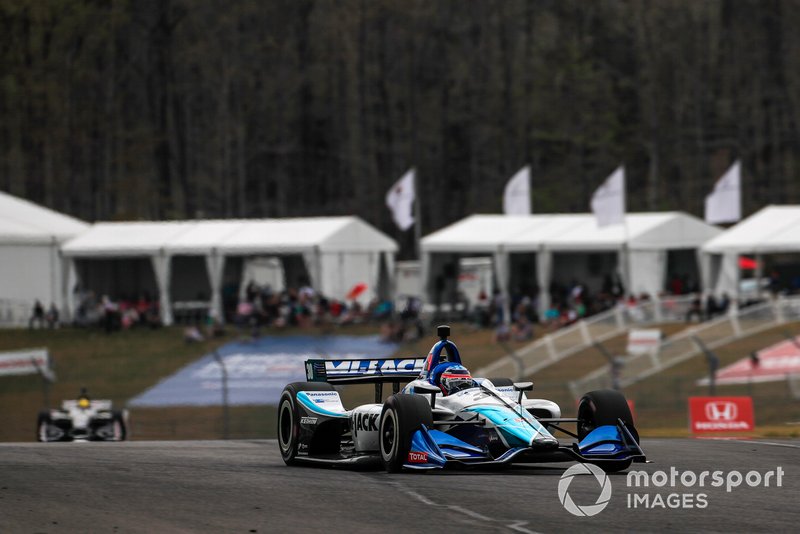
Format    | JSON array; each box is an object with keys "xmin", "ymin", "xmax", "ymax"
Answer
[
  {"xmin": 503, "ymin": 166, "xmax": 531, "ymax": 215},
  {"xmin": 386, "ymin": 169, "xmax": 415, "ymax": 231},
  {"xmin": 591, "ymin": 166, "xmax": 626, "ymax": 227},
  {"xmin": 704, "ymin": 161, "xmax": 741, "ymax": 224}
]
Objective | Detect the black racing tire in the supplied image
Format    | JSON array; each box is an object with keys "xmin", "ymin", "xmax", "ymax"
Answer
[
  {"xmin": 36, "ymin": 411, "xmax": 51, "ymax": 442},
  {"xmin": 112, "ymin": 411, "xmax": 127, "ymax": 441},
  {"xmin": 277, "ymin": 381, "xmax": 335, "ymax": 465},
  {"xmin": 577, "ymin": 389, "xmax": 638, "ymax": 473},
  {"xmin": 487, "ymin": 377, "xmax": 514, "ymax": 387},
  {"xmin": 379, "ymin": 394, "xmax": 433, "ymax": 473}
]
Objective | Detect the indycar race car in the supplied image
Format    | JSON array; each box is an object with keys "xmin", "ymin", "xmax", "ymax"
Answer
[
  {"xmin": 278, "ymin": 325, "xmax": 646, "ymax": 472},
  {"xmin": 37, "ymin": 389, "xmax": 128, "ymax": 442}
]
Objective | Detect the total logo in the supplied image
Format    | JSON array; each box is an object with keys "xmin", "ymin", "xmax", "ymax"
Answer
[
  {"xmin": 407, "ymin": 451, "xmax": 429, "ymax": 463},
  {"xmin": 705, "ymin": 401, "xmax": 737, "ymax": 421}
]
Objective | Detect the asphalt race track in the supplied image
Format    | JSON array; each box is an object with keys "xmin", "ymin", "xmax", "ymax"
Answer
[{"xmin": 1, "ymin": 439, "xmax": 798, "ymax": 533}]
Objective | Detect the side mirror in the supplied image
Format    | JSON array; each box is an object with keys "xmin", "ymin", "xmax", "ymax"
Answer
[
  {"xmin": 513, "ymin": 382, "xmax": 533, "ymax": 405},
  {"xmin": 415, "ymin": 382, "xmax": 440, "ymax": 409}
]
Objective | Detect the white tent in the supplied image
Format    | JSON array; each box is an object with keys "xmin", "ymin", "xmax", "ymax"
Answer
[
  {"xmin": 0, "ymin": 190, "xmax": 89, "ymax": 324},
  {"xmin": 422, "ymin": 212, "xmax": 721, "ymax": 320},
  {"xmin": 701, "ymin": 206, "xmax": 800, "ymax": 297},
  {"xmin": 61, "ymin": 217, "xmax": 398, "ymax": 325}
]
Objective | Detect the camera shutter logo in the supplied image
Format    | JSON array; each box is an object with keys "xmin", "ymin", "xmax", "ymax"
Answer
[
  {"xmin": 705, "ymin": 401, "xmax": 737, "ymax": 421},
  {"xmin": 558, "ymin": 463, "xmax": 612, "ymax": 517}
]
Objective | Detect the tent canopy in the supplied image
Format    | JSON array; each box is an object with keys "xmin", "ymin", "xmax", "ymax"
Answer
[
  {"xmin": 421, "ymin": 215, "xmax": 543, "ymax": 253},
  {"xmin": 423, "ymin": 212, "xmax": 720, "ymax": 253},
  {"xmin": 62, "ymin": 217, "xmax": 398, "ymax": 257},
  {"xmin": 702, "ymin": 205, "xmax": 800, "ymax": 254},
  {"xmin": 537, "ymin": 212, "xmax": 720, "ymax": 251},
  {"xmin": 59, "ymin": 216, "xmax": 397, "ymax": 325},
  {"xmin": 421, "ymin": 212, "xmax": 721, "ymax": 320},
  {"xmin": 61, "ymin": 221, "xmax": 196, "ymax": 257},
  {"xmin": 0, "ymin": 190, "xmax": 88, "ymax": 245}
]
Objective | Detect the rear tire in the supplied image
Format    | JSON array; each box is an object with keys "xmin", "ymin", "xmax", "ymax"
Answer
[
  {"xmin": 577, "ymin": 390, "xmax": 638, "ymax": 473},
  {"xmin": 111, "ymin": 411, "xmax": 127, "ymax": 441},
  {"xmin": 277, "ymin": 382, "xmax": 335, "ymax": 465},
  {"xmin": 379, "ymin": 394, "xmax": 433, "ymax": 473}
]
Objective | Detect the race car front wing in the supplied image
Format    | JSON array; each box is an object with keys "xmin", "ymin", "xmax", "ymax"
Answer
[{"xmin": 403, "ymin": 418, "xmax": 646, "ymax": 469}]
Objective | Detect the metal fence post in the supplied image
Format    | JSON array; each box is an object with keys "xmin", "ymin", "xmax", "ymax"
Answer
[
  {"xmin": 579, "ymin": 320, "xmax": 592, "ymax": 345},
  {"xmin": 614, "ymin": 306, "xmax": 625, "ymax": 329},
  {"xmin": 31, "ymin": 355, "xmax": 56, "ymax": 409},
  {"xmin": 775, "ymin": 295, "xmax": 785, "ymax": 324},
  {"xmin": 213, "ymin": 350, "xmax": 230, "ymax": 440}
]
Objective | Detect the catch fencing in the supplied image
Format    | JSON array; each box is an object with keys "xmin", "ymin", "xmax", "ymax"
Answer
[
  {"xmin": 477, "ymin": 296, "xmax": 695, "ymax": 380},
  {"xmin": 569, "ymin": 296, "xmax": 800, "ymax": 399}
]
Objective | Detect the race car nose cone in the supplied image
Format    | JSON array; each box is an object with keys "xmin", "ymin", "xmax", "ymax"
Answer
[{"xmin": 530, "ymin": 435, "xmax": 559, "ymax": 450}]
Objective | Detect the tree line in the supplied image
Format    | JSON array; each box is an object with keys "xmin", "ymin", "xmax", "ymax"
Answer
[{"xmin": 2, "ymin": 0, "xmax": 799, "ymax": 257}]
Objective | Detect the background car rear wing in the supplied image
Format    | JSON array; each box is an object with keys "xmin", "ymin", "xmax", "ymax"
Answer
[
  {"xmin": 62, "ymin": 400, "xmax": 112, "ymax": 411},
  {"xmin": 305, "ymin": 358, "xmax": 426, "ymax": 401}
]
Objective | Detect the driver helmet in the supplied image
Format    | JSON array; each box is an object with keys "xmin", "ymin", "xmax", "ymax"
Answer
[
  {"xmin": 77, "ymin": 388, "xmax": 90, "ymax": 409},
  {"xmin": 439, "ymin": 364, "xmax": 474, "ymax": 395}
]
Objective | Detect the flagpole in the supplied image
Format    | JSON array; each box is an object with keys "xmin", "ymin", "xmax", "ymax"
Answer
[
  {"xmin": 413, "ymin": 167, "xmax": 421, "ymax": 260},
  {"xmin": 413, "ymin": 168, "xmax": 424, "ymax": 302},
  {"xmin": 622, "ymin": 165, "xmax": 630, "ymax": 300}
]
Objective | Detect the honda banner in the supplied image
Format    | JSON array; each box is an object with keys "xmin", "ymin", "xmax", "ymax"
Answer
[
  {"xmin": 689, "ymin": 396, "xmax": 754, "ymax": 433},
  {"xmin": 0, "ymin": 348, "xmax": 49, "ymax": 377}
]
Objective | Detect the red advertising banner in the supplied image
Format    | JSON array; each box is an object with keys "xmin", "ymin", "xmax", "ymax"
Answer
[
  {"xmin": 708, "ymin": 337, "xmax": 800, "ymax": 385},
  {"xmin": 689, "ymin": 396, "xmax": 754, "ymax": 433}
]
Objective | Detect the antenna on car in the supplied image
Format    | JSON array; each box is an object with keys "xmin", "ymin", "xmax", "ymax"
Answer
[
  {"xmin": 437, "ymin": 325, "xmax": 451, "ymax": 362},
  {"xmin": 437, "ymin": 325, "xmax": 450, "ymax": 340}
]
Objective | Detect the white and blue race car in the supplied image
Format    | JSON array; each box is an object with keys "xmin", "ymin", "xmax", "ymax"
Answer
[{"xmin": 278, "ymin": 325, "xmax": 645, "ymax": 472}]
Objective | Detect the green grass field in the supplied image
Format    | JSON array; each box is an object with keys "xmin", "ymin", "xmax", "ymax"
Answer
[
  {"xmin": 0, "ymin": 324, "xmax": 531, "ymax": 442},
  {"xmin": 2, "ymin": 321, "xmax": 798, "ymax": 442}
]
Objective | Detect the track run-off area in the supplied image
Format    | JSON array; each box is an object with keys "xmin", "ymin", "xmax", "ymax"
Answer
[{"xmin": 1, "ymin": 438, "xmax": 798, "ymax": 533}]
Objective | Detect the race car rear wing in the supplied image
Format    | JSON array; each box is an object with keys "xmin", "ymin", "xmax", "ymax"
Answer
[
  {"xmin": 62, "ymin": 400, "xmax": 112, "ymax": 411},
  {"xmin": 305, "ymin": 358, "xmax": 425, "ymax": 401}
]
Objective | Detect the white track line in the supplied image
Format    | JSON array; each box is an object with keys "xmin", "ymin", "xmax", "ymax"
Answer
[
  {"xmin": 726, "ymin": 439, "xmax": 800, "ymax": 450},
  {"xmin": 385, "ymin": 480, "xmax": 542, "ymax": 534}
]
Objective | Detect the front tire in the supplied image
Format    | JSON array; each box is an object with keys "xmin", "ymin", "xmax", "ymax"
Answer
[
  {"xmin": 37, "ymin": 412, "xmax": 51, "ymax": 442},
  {"xmin": 277, "ymin": 381, "xmax": 335, "ymax": 465},
  {"xmin": 577, "ymin": 389, "xmax": 638, "ymax": 473},
  {"xmin": 379, "ymin": 394, "xmax": 433, "ymax": 473}
]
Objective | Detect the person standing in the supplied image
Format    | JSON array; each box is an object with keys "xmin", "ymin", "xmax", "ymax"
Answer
[{"xmin": 29, "ymin": 300, "xmax": 45, "ymax": 329}]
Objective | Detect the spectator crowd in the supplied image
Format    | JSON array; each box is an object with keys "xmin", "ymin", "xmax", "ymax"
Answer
[{"xmin": 25, "ymin": 264, "xmax": 800, "ymax": 346}]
